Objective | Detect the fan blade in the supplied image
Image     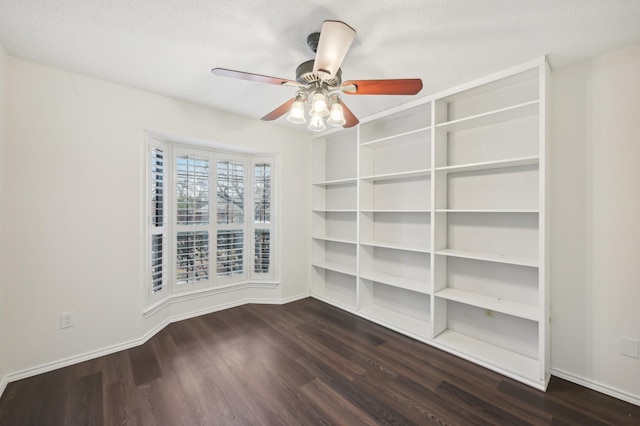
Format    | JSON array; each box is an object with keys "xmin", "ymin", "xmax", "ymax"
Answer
[
  {"xmin": 339, "ymin": 100, "xmax": 359, "ymax": 128},
  {"xmin": 342, "ymin": 79, "xmax": 423, "ymax": 95},
  {"xmin": 261, "ymin": 97, "xmax": 296, "ymax": 121},
  {"xmin": 313, "ymin": 21, "xmax": 356, "ymax": 80},
  {"xmin": 212, "ymin": 68, "xmax": 299, "ymax": 87}
]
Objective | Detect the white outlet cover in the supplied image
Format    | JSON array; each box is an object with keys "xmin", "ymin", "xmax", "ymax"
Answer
[
  {"xmin": 60, "ymin": 311, "xmax": 75, "ymax": 329},
  {"xmin": 620, "ymin": 336, "xmax": 640, "ymax": 359}
]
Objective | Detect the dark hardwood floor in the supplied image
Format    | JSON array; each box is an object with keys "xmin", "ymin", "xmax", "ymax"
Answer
[{"xmin": 1, "ymin": 298, "xmax": 638, "ymax": 425}]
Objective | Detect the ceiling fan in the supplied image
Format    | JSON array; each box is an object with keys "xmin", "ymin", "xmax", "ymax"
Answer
[{"xmin": 211, "ymin": 20, "xmax": 423, "ymax": 131}]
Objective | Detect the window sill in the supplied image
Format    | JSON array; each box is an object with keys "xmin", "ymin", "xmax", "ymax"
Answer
[{"xmin": 143, "ymin": 280, "xmax": 279, "ymax": 318}]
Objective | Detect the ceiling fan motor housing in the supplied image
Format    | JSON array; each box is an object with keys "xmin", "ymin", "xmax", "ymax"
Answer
[{"xmin": 295, "ymin": 60, "xmax": 342, "ymax": 87}]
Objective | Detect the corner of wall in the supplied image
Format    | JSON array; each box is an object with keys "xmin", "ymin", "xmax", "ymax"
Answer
[{"xmin": 0, "ymin": 39, "xmax": 8, "ymax": 397}]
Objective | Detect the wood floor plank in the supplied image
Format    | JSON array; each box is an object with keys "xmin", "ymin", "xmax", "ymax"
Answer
[
  {"xmin": 128, "ymin": 339, "xmax": 163, "ymax": 386},
  {"xmin": 498, "ymin": 380, "xmax": 614, "ymax": 426},
  {"xmin": 1, "ymin": 298, "xmax": 639, "ymax": 425},
  {"xmin": 64, "ymin": 371, "xmax": 104, "ymax": 426},
  {"xmin": 300, "ymin": 378, "xmax": 380, "ymax": 425}
]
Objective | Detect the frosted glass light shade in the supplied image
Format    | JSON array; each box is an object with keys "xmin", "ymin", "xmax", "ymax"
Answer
[
  {"xmin": 310, "ymin": 92, "xmax": 329, "ymax": 117},
  {"xmin": 287, "ymin": 99, "xmax": 306, "ymax": 124},
  {"xmin": 308, "ymin": 113, "xmax": 326, "ymax": 132},
  {"xmin": 326, "ymin": 102, "xmax": 346, "ymax": 126}
]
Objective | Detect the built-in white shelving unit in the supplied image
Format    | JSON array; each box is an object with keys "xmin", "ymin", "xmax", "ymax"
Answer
[
  {"xmin": 311, "ymin": 128, "xmax": 359, "ymax": 309},
  {"xmin": 310, "ymin": 58, "xmax": 549, "ymax": 390}
]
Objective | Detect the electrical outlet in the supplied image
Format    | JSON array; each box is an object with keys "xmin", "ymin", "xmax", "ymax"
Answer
[
  {"xmin": 60, "ymin": 312, "xmax": 75, "ymax": 329},
  {"xmin": 619, "ymin": 336, "xmax": 639, "ymax": 359}
]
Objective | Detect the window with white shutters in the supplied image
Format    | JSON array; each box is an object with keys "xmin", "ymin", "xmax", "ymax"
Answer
[
  {"xmin": 176, "ymin": 156, "xmax": 209, "ymax": 225},
  {"xmin": 215, "ymin": 156, "xmax": 247, "ymax": 281},
  {"xmin": 174, "ymin": 149, "xmax": 211, "ymax": 288},
  {"xmin": 216, "ymin": 230, "xmax": 244, "ymax": 277},
  {"xmin": 176, "ymin": 231, "xmax": 209, "ymax": 283},
  {"xmin": 251, "ymin": 160, "xmax": 273, "ymax": 280},
  {"xmin": 216, "ymin": 160, "xmax": 244, "ymax": 225},
  {"xmin": 254, "ymin": 163, "xmax": 271, "ymax": 224},
  {"xmin": 254, "ymin": 229, "xmax": 270, "ymax": 273},
  {"xmin": 149, "ymin": 144, "xmax": 168, "ymax": 297},
  {"xmin": 145, "ymin": 135, "xmax": 275, "ymax": 306}
]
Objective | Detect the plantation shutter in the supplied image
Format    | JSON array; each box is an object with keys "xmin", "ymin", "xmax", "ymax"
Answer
[
  {"xmin": 148, "ymin": 140, "xmax": 169, "ymax": 299},
  {"xmin": 215, "ymin": 156, "xmax": 247, "ymax": 281},
  {"xmin": 251, "ymin": 158, "xmax": 274, "ymax": 280},
  {"xmin": 174, "ymin": 148, "xmax": 212, "ymax": 287}
]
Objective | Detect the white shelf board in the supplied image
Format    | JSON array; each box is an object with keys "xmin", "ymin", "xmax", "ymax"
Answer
[
  {"xmin": 360, "ymin": 169, "xmax": 431, "ymax": 182},
  {"xmin": 312, "ymin": 177, "xmax": 358, "ymax": 186},
  {"xmin": 438, "ymin": 67, "xmax": 539, "ymax": 102},
  {"xmin": 435, "ymin": 156, "xmax": 539, "ymax": 174},
  {"xmin": 361, "ymin": 209, "xmax": 431, "ymax": 214},
  {"xmin": 360, "ymin": 305, "xmax": 430, "ymax": 339},
  {"xmin": 360, "ymin": 271, "xmax": 430, "ymax": 295},
  {"xmin": 311, "ymin": 261, "xmax": 357, "ymax": 277},
  {"xmin": 435, "ymin": 249, "xmax": 538, "ymax": 268},
  {"xmin": 360, "ymin": 126, "xmax": 431, "ymax": 147},
  {"xmin": 361, "ymin": 240, "xmax": 431, "ymax": 254},
  {"xmin": 312, "ymin": 286, "xmax": 356, "ymax": 309},
  {"xmin": 435, "ymin": 330, "xmax": 539, "ymax": 383},
  {"xmin": 312, "ymin": 235, "xmax": 358, "ymax": 245},
  {"xmin": 436, "ymin": 100, "xmax": 539, "ymax": 133},
  {"xmin": 312, "ymin": 209, "xmax": 358, "ymax": 213},
  {"xmin": 435, "ymin": 288, "xmax": 539, "ymax": 321},
  {"xmin": 435, "ymin": 209, "xmax": 539, "ymax": 214}
]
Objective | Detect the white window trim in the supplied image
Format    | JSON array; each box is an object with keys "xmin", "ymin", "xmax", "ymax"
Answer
[
  {"xmin": 143, "ymin": 133, "xmax": 278, "ymax": 315},
  {"xmin": 250, "ymin": 156, "xmax": 275, "ymax": 281}
]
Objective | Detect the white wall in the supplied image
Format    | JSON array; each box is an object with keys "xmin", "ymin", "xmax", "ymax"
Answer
[
  {"xmin": 0, "ymin": 55, "xmax": 311, "ymax": 379},
  {"xmin": 0, "ymin": 41, "xmax": 7, "ymax": 391},
  {"xmin": 551, "ymin": 42, "xmax": 640, "ymax": 403}
]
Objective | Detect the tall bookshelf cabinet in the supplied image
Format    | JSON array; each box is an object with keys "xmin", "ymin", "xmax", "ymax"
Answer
[{"xmin": 310, "ymin": 58, "xmax": 550, "ymax": 390}]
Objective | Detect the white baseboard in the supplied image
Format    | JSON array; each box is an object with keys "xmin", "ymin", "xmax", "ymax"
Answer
[
  {"xmin": 0, "ymin": 374, "xmax": 7, "ymax": 398},
  {"xmin": 551, "ymin": 368, "xmax": 640, "ymax": 407},
  {"xmin": 0, "ymin": 293, "xmax": 310, "ymax": 399}
]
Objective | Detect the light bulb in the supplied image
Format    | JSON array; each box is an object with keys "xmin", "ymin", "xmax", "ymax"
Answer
[
  {"xmin": 287, "ymin": 99, "xmax": 306, "ymax": 124},
  {"xmin": 310, "ymin": 92, "xmax": 329, "ymax": 117},
  {"xmin": 308, "ymin": 113, "xmax": 326, "ymax": 132},
  {"xmin": 326, "ymin": 102, "xmax": 346, "ymax": 126}
]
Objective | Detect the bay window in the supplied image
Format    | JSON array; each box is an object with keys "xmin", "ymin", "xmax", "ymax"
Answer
[{"xmin": 146, "ymin": 136, "xmax": 276, "ymax": 306}]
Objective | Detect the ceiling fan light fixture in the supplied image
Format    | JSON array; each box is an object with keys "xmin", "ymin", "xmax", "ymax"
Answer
[
  {"xmin": 326, "ymin": 96, "xmax": 346, "ymax": 126},
  {"xmin": 308, "ymin": 113, "xmax": 327, "ymax": 132},
  {"xmin": 212, "ymin": 20, "xmax": 421, "ymax": 132},
  {"xmin": 287, "ymin": 94, "xmax": 307, "ymax": 124},
  {"xmin": 310, "ymin": 91, "xmax": 329, "ymax": 117}
]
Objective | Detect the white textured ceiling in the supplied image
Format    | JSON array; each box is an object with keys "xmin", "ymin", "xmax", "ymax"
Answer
[{"xmin": 1, "ymin": 0, "xmax": 640, "ymax": 133}]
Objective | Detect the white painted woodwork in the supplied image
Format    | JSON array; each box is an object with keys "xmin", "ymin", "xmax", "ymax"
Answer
[{"xmin": 310, "ymin": 58, "xmax": 550, "ymax": 390}]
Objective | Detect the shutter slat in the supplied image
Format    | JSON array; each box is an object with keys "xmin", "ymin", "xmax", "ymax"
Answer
[
  {"xmin": 217, "ymin": 229, "xmax": 244, "ymax": 277},
  {"xmin": 176, "ymin": 231, "xmax": 210, "ymax": 284}
]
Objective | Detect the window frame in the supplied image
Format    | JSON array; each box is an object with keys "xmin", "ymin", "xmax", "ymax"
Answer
[
  {"xmin": 144, "ymin": 134, "xmax": 277, "ymax": 310},
  {"xmin": 213, "ymin": 152, "xmax": 249, "ymax": 285},
  {"xmin": 250, "ymin": 156, "xmax": 274, "ymax": 281},
  {"xmin": 146, "ymin": 138, "xmax": 170, "ymax": 306}
]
